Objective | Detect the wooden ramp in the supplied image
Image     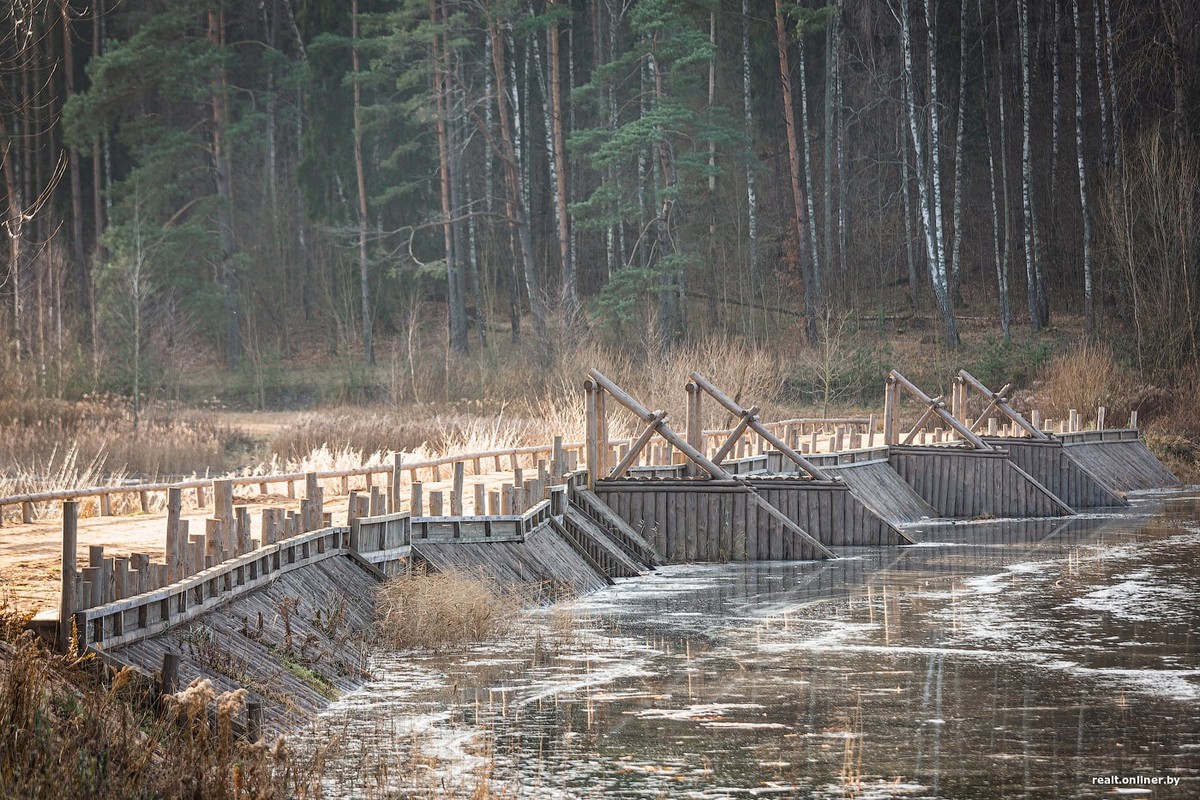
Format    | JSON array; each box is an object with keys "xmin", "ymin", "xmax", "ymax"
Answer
[
  {"xmin": 805, "ymin": 448, "xmax": 938, "ymax": 525},
  {"xmin": 888, "ymin": 446, "xmax": 1074, "ymax": 518},
  {"xmin": 105, "ymin": 555, "xmax": 380, "ymax": 735},
  {"xmin": 982, "ymin": 437, "xmax": 1127, "ymax": 509},
  {"xmin": 412, "ymin": 523, "xmax": 612, "ymax": 596},
  {"xmin": 1058, "ymin": 430, "xmax": 1180, "ymax": 493}
]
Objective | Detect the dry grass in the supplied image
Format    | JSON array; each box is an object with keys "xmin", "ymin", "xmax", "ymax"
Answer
[
  {"xmin": 0, "ymin": 396, "xmax": 241, "ymax": 480},
  {"xmin": 0, "ymin": 606, "xmax": 322, "ymax": 799},
  {"xmin": 375, "ymin": 569, "xmax": 519, "ymax": 651},
  {"xmin": 1029, "ymin": 342, "xmax": 1138, "ymax": 426}
]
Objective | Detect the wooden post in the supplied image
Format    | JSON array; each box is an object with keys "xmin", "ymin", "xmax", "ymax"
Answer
[
  {"xmin": 347, "ymin": 491, "xmax": 360, "ymax": 525},
  {"xmin": 429, "ymin": 491, "xmax": 444, "ymax": 517},
  {"xmin": 488, "ymin": 490, "xmax": 500, "ymax": 515},
  {"xmin": 391, "ymin": 453, "xmax": 403, "ymax": 513},
  {"xmin": 686, "ymin": 381, "xmax": 701, "ymax": 478},
  {"xmin": 160, "ymin": 652, "xmax": 180, "ymax": 696},
  {"xmin": 474, "ymin": 483, "xmax": 486, "ymax": 515},
  {"xmin": 100, "ymin": 493, "xmax": 112, "ymax": 517},
  {"xmin": 113, "ymin": 556, "xmax": 129, "ymax": 600},
  {"xmin": 59, "ymin": 501, "xmax": 78, "ymax": 653},
  {"xmin": 206, "ymin": 519, "xmax": 223, "ymax": 563},
  {"xmin": 884, "ymin": 377, "xmax": 896, "ymax": 445},
  {"xmin": 236, "ymin": 507, "xmax": 251, "ymax": 554},
  {"xmin": 21, "ymin": 501, "xmax": 33, "ymax": 524},
  {"xmin": 585, "ymin": 379, "xmax": 598, "ymax": 488},
  {"xmin": 1097, "ymin": 406, "xmax": 1106, "ymax": 430},
  {"xmin": 501, "ymin": 484, "xmax": 514, "ymax": 514},
  {"xmin": 369, "ymin": 485, "xmax": 384, "ymax": 515},
  {"xmin": 451, "ymin": 462, "xmax": 465, "ymax": 516},
  {"xmin": 166, "ymin": 487, "xmax": 183, "ymax": 580},
  {"xmin": 196, "ymin": 484, "xmax": 207, "ymax": 509},
  {"xmin": 131, "ymin": 553, "xmax": 150, "ymax": 595},
  {"xmin": 1130, "ymin": 409, "xmax": 1137, "ymax": 429},
  {"xmin": 410, "ymin": 482, "xmax": 424, "ymax": 516},
  {"xmin": 552, "ymin": 436, "xmax": 564, "ymax": 480},
  {"xmin": 246, "ymin": 701, "xmax": 263, "ymax": 742}
]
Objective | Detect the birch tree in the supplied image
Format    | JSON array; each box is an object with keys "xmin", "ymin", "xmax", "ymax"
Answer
[{"xmin": 1073, "ymin": 0, "xmax": 1093, "ymax": 332}]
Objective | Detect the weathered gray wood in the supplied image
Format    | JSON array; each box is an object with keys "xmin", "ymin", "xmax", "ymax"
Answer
[{"xmin": 59, "ymin": 501, "xmax": 79, "ymax": 652}]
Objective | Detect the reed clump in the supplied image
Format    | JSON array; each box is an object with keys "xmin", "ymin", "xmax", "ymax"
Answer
[{"xmin": 376, "ymin": 569, "xmax": 517, "ymax": 651}]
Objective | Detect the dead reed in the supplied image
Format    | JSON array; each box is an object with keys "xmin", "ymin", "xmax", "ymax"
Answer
[
  {"xmin": 0, "ymin": 605, "xmax": 322, "ymax": 799},
  {"xmin": 375, "ymin": 569, "xmax": 518, "ymax": 651}
]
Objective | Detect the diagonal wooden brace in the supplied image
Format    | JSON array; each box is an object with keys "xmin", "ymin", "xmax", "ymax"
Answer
[
  {"xmin": 711, "ymin": 407, "xmax": 759, "ymax": 464},
  {"xmin": 609, "ymin": 411, "xmax": 668, "ymax": 478}
]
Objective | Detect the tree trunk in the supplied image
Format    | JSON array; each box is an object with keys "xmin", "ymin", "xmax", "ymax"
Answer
[
  {"xmin": 1092, "ymin": 0, "xmax": 1110, "ymax": 170},
  {"xmin": 742, "ymin": 0, "xmax": 760, "ymax": 330},
  {"xmin": 950, "ymin": 0, "xmax": 967, "ymax": 307},
  {"xmin": 1072, "ymin": 0, "xmax": 1093, "ymax": 332},
  {"xmin": 796, "ymin": 21, "xmax": 822, "ymax": 302},
  {"xmin": 926, "ymin": 0, "xmax": 950, "ymax": 312},
  {"xmin": 490, "ymin": 14, "xmax": 549, "ymax": 364},
  {"xmin": 62, "ymin": 5, "xmax": 88, "ymax": 322},
  {"xmin": 994, "ymin": 0, "xmax": 1014, "ymax": 340},
  {"xmin": 899, "ymin": 0, "xmax": 959, "ymax": 346},
  {"xmin": 774, "ymin": 0, "xmax": 821, "ymax": 343},
  {"xmin": 980, "ymin": 0, "xmax": 1011, "ymax": 340},
  {"xmin": 208, "ymin": 7, "xmax": 240, "ymax": 370},
  {"xmin": 1019, "ymin": 0, "xmax": 1047, "ymax": 330},
  {"xmin": 431, "ymin": 0, "xmax": 467, "ymax": 357},
  {"xmin": 900, "ymin": 109, "xmax": 921, "ymax": 310},
  {"xmin": 351, "ymin": 0, "xmax": 375, "ymax": 366},
  {"xmin": 547, "ymin": 0, "xmax": 579, "ymax": 326}
]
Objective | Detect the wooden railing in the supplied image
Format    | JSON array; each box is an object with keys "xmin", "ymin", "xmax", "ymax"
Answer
[{"xmin": 0, "ymin": 437, "xmax": 599, "ymax": 526}]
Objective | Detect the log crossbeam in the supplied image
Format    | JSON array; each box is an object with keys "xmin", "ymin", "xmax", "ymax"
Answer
[
  {"xmin": 956, "ymin": 369, "xmax": 1048, "ymax": 439},
  {"xmin": 888, "ymin": 370, "xmax": 992, "ymax": 450},
  {"xmin": 689, "ymin": 372, "xmax": 831, "ymax": 480}
]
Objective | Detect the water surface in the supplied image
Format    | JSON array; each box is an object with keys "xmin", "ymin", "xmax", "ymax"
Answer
[{"xmin": 311, "ymin": 493, "xmax": 1200, "ymax": 798}]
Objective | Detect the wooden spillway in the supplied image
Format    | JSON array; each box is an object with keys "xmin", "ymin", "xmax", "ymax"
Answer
[
  {"xmin": 805, "ymin": 447, "xmax": 937, "ymax": 525},
  {"xmin": 1057, "ymin": 429, "xmax": 1180, "ymax": 493},
  {"xmin": 593, "ymin": 476, "xmax": 911, "ymax": 562}
]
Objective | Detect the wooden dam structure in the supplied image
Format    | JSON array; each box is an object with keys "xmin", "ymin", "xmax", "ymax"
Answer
[{"xmin": 16, "ymin": 366, "xmax": 1180, "ymax": 735}]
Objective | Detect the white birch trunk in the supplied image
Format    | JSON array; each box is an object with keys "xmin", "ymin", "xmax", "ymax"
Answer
[
  {"xmin": 979, "ymin": 0, "xmax": 1011, "ymax": 340},
  {"xmin": 950, "ymin": 0, "xmax": 967, "ymax": 305},
  {"xmin": 1073, "ymin": 0, "xmax": 1093, "ymax": 332},
  {"xmin": 1019, "ymin": 0, "xmax": 1045, "ymax": 329},
  {"xmin": 796, "ymin": 23, "xmax": 822, "ymax": 288},
  {"xmin": 742, "ymin": 0, "xmax": 760, "ymax": 315},
  {"xmin": 1092, "ymin": 0, "xmax": 1111, "ymax": 170},
  {"xmin": 899, "ymin": 0, "xmax": 958, "ymax": 344},
  {"xmin": 925, "ymin": 0, "xmax": 947, "ymax": 296}
]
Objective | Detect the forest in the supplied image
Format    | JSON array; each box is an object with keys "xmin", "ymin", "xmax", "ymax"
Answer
[{"xmin": 0, "ymin": 0, "xmax": 1196, "ymax": 409}]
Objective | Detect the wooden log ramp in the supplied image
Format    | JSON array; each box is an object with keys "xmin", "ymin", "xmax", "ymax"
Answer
[
  {"xmin": 981, "ymin": 437, "xmax": 1128, "ymax": 510},
  {"xmin": 1057, "ymin": 429, "xmax": 1181, "ymax": 493}
]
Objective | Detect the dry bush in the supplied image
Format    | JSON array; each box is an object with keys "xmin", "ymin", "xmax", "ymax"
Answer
[
  {"xmin": 376, "ymin": 569, "xmax": 517, "ymax": 651},
  {"xmin": 0, "ymin": 614, "xmax": 320, "ymax": 799},
  {"xmin": 1031, "ymin": 342, "xmax": 1138, "ymax": 426}
]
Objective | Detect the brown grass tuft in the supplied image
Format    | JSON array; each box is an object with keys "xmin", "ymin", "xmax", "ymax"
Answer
[
  {"xmin": 376, "ymin": 568, "xmax": 518, "ymax": 651},
  {"xmin": 1032, "ymin": 341, "xmax": 1137, "ymax": 426},
  {"xmin": 0, "ymin": 607, "xmax": 322, "ymax": 799}
]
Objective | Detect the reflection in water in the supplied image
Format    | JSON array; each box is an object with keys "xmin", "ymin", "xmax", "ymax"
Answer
[{"xmin": 309, "ymin": 494, "xmax": 1200, "ymax": 798}]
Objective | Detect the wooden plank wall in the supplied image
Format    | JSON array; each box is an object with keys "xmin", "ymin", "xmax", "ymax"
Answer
[
  {"xmin": 982, "ymin": 438, "xmax": 1128, "ymax": 509},
  {"xmin": 593, "ymin": 479, "xmax": 909, "ymax": 563},
  {"xmin": 1059, "ymin": 437, "xmax": 1180, "ymax": 493},
  {"xmin": 887, "ymin": 447, "xmax": 1072, "ymax": 518}
]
